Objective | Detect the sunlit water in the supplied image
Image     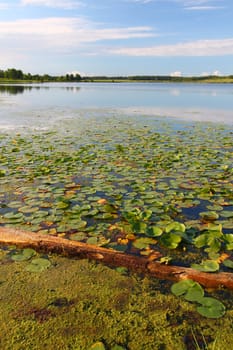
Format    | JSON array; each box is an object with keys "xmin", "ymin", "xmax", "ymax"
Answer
[{"xmin": 0, "ymin": 82, "xmax": 232, "ymax": 131}]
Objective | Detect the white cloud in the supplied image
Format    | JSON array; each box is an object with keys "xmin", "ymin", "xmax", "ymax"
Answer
[
  {"xmin": 201, "ymin": 70, "xmax": 221, "ymax": 76},
  {"xmin": 110, "ymin": 38, "xmax": 233, "ymax": 56},
  {"xmin": 212, "ymin": 70, "xmax": 221, "ymax": 76},
  {"xmin": 170, "ymin": 71, "xmax": 182, "ymax": 77},
  {"xmin": 21, "ymin": 0, "xmax": 83, "ymax": 9},
  {"xmin": 184, "ymin": 5, "xmax": 224, "ymax": 10},
  {"xmin": 182, "ymin": 0, "xmax": 225, "ymax": 10},
  {"xmin": 67, "ymin": 70, "xmax": 86, "ymax": 76},
  {"xmin": 0, "ymin": 17, "xmax": 155, "ymax": 53}
]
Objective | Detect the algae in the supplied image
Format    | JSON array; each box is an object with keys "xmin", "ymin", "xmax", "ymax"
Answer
[{"xmin": 0, "ymin": 253, "xmax": 233, "ymax": 350}]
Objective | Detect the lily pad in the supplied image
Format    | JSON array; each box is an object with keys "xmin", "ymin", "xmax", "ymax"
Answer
[
  {"xmin": 200, "ymin": 211, "xmax": 219, "ymax": 221},
  {"xmin": 146, "ymin": 226, "xmax": 163, "ymax": 237},
  {"xmin": 223, "ymin": 259, "xmax": 233, "ymax": 269},
  {"xmin": 25, "ymin": 257, "xmax": 51, "ymax": 272},
  {"xmin": 160, "ymin": 232, "xmax": 182, "ymax": 249},
  {"xmin": 69, "ymin": 232, "xmax": 87, "ymax": 241},
  {"xmin": 165, "ymin": 222, "xmax": 186, "ymax": 233},
  {"xmin": 171, "ymin": 279, "xmax": 197, "ymax": 297},
  {"xmin": 191, "ymin": 260, "xmax": 219, "ymax": 272},
  {"xmin": 132, "ymin": 237, "xmax": 157, "ymax": 249},
  {"xmin": 184, "ymin": 283, "xmax": 204, "ymax": 302},
  {"xmin": 196, "ymin": 297, "xmax": 225, "ymax": 318},
  {"xmin": 11, "ymin": 248, "xmax": 36, "ymax": 262}
]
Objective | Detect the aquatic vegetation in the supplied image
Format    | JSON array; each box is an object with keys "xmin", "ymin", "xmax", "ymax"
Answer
[
  {"xmin": 25, "ymin": 257, "xmax": 51, "ymax": 272},
  {"xmin": 10, "ymin": 248, "xmax": 36, "ymax": 262},
  {"xmin": 171, "ymin": 279, "xmax": 226, "ymax": 318},
  {"xmin": 0, "ymin": 115, "xmax": 233, "ymax": 323},
  {"xmin": 0, "ymin": 254, "xmax": 233, "ymax": 350}
]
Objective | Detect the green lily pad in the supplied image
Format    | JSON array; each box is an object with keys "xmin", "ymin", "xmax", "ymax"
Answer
[
  {"xmin": 220, "ymin": 210, "xmax": 233, "ymax": 218},
  {"xmin": 196, "ymin": 297, "xmax": 225, "ymax": 318},
  {"xmin": 131, "ymin": 221, "xmax": 147, "ymax": 234},
  {"xmin": 132, "ymin": 237, "xmax": 156, "ymax": 249},
  {"xmin": 146, "ymin": 226, "xmax": 163, "ymax": 237},
  {"xmin": 171, "ymin": 279, "xmax": 196, "ymax": 297},
  {"xmin": 69, "ymin": 232, "xmax": 87, "ymax": 241},
  {"xmin": 160, "ymin": 232, "xmax": 182, "ymax": 249},
  {"xmin": 165, "ymin": 222, "xmax": 186, "ymax": 233},
  {"xmin": 200, "ymin": 211, "xmax": 219, "ymax": 221},
  {"xmin": 25, "ymin": 258, "xmax": 51, "ymax": 272},
  {"xmin": 184, "ymin": 283, "xmax": 204, "ymax": 302},
  {"xmin": 11, "ymin": 248, "xmax": 36, "ymax": 262},
  {"xmin": 3, "ymin": 212, "xmax": 24, "ymax": 220},
  {"xmin": 191, "ymin": 260, "xmax": 219, "ymax": 272},
  {"xmin": 86, "ymin": 236, "xmax": 110, "ymax": 246},
  {"xmin": 224, "ymin": 234, "xmax": 233, "ymax": 250},
  {"xmin": 223, "ymin": 259, "xmax": 233, "ymax": 269}
]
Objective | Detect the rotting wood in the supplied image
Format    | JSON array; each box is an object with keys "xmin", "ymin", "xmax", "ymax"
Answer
[{"xmin": 1, "ymin": 227, "xmax": 233, "ymax": 290}]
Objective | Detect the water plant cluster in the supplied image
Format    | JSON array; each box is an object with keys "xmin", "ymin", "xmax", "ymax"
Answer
[{"xmin": 0, "ymin": 116, "xmax": 232, "ymax": 317}]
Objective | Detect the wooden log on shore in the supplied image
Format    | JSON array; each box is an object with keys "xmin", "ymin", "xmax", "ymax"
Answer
[{"xmin": 1, "ymin": 227, "xmax": 233, "ymax": 290}]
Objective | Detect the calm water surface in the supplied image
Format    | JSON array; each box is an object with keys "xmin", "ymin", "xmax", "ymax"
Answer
[{"xmin": 0, "ymin": 82, "xmax": 232, "ymax": 130}]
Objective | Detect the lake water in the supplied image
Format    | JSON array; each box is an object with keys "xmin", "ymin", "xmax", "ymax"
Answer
[{"xmin": 0, "ymin": 82, "xmax": 232, "ymax": 131}]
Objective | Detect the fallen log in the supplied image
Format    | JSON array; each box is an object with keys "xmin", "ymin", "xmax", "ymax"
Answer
[{"xmin": 1, "ymin": 227, "xmax": 233, "ymax": 290}]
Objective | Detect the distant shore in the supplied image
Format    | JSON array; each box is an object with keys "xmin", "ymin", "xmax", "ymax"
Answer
[{"xmin": 1, "ymin": 76, "xmax": 233, "ymax": 84}]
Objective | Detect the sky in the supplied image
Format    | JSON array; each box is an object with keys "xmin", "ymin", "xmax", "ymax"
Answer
[{"xmin": 0, "ymin": 0, "xmax": 233, "ymax": 76}]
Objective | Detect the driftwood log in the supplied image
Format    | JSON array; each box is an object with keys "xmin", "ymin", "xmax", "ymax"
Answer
[{"xmin": 0, "ymin": 227, "xmax": 233, "ymax": 291}]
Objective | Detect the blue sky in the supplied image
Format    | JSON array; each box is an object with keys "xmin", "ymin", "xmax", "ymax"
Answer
[{"xmin": 0, "ymin": 0, "xmax": 232, "ymax": 76}]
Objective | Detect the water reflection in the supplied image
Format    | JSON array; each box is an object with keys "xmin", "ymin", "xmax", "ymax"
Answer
[
  {"xmin": 0, "ymin": 83, "xmax": 232, "ymax": 128},
  {"xmin": 0, "ymin": 85, "xmax": 81, "ymax": 95},
  {"xmin": 0, "ymin": 85, "xmax": 35, "ymax": 95}
]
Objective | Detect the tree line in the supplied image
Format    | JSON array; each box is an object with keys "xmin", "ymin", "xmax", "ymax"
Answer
[
  {"xmin": 0, "ymin": 68, "xmax": 82, "ymax": 82},
  {"xmin": 0, "ymin": 67, "xmax": 233, "ymax": 83}
]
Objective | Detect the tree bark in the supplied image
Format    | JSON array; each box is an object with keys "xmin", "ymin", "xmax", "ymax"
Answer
[{"xmin": 1, "ymin": 227, "xmax": 233, "ymax": 290}]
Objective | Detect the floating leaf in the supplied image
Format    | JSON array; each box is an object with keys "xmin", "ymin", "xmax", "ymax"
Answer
[
  {"xmin": 146, "ymin": 226, "xmax": 163, "ymax": 237},
  {"xmin": 11, "ymin": 248, "xmax": 36, "ymax": 262},
  {"xmin": 200, "ymin": 211, "xmax": 219, "ymax": 221},
  {"xmin": 191, "ymin": 260, "xmax": 219, "ymax": 272},
  {"xmin": 69, "ymin": 232, "xmax": 86, "ymax": 241},
  {"xmin": 131, "ymin": 221, "xmax": 147, "ymax": 234},
  {"xmin": 196, "ymin": 297, "xmax": 225, "ymax": 318},
  {"xmin": 132, "ymin": 237, "xmax": 156, "ymax": 249},
  {"xmin": 26, "ymin": 258, "xmax": 51, "ymax": 272},
  {"xmin": 224, "ymin": 234, "xmax": 233, "ymax": 250},
  {"xmin": 4, "ymin": 212, "xmax": 24, "ymax": 220},
  {"xmin": 171, "ymin": 279, "xmax": 196, "ymax": 297},
  {"xmin": 223, "ymin": 259, "xmax": 233, "ymax": 269},
  {"xmin": 184, "ymin": 283, "xmax": 204, "ymax": 302},
  {"xmin": 165, "ymin": 222, "xmax": 186, "ymax": 233},
  {"xmin": 220, "ymin": 210, "xmax": 233, "ymax": 218},
  {"xmin": 86, "ymin": 236, "xmax": 110, "ymax": 246},
  {"xmin": 160, "ymin": 232, "xmax": 182, "ymax": 249}
]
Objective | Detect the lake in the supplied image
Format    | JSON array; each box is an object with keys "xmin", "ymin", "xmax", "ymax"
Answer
[
  {"xmin": 0, "ymin": 82, "xmax": 233, "ymax": 131},
  {"xmin": 0, "ymin": 82, "xmax": 233, "ymax": 350}
]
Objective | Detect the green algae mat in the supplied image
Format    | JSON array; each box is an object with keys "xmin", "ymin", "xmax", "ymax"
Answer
[{"xmin": 0, "ymin": 115, "xmax": 233, "ymax": 349}]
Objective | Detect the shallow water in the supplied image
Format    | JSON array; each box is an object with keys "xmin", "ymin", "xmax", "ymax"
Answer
[{"xmin": 0, "ymin": 83, "xmax": 232, "ymax": 131}]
